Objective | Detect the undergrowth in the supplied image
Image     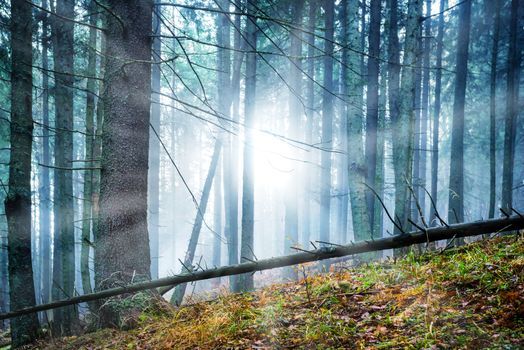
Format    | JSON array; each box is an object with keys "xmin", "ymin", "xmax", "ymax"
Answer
[{"xmin": 26, "ymin": 235, "xmax": 524, "ymax": 349}]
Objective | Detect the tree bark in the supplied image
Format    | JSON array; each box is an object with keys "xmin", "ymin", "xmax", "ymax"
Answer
[
  {"xmin": 488, "ymin": 0, "xmax": 501, "ymax": 219},
  {"xmin": 365, "ymin": 0, "xmax": 381, "ymax": 234},
  {"xmin": 319, "ymin": 0, "xmax": 335, "ymax": 251},
  {"xmin": 81, "ymin": 1, "xmax": 98, "ymax": 301},
  {"xmin": 283, "ymin": 0, "xmax": 304, "ymax": 279},
  {"xmin": 96, "ymin": 0, "xmax": 153, "ymax": 327},
  {"xmin": 239, "ymin": 0, "xmax": 258, "ymax": 291},
  {"xmin": 51, "ymin": 0, "xmax": 77, "ymax": 334},
  {"xmin": 392, "ymin": 0, "xmax": 421, "ymax": 248},
  {"xmin": 448, "ymin": 0, "xmax": 472, "ymax": 227},
  {"xmin": 501, "ymin": 0, "xmax": 521, "ymax": 214},
  {"xmin": 429, "ymin": 0, "xmax": 446, "ymax": 227},
  {"xmin": 5, "ymin": 0, "xmax": 40, "ymax": 345}
]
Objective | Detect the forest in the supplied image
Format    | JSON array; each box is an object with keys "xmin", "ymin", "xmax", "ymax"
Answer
[{"xmin": 0, "ymin": 0, "xmax": 523, "ymax": 348}]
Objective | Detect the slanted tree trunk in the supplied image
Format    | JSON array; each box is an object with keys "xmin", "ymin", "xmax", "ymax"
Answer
[
  {"xmin": 51, "ymin": 0, "xmax": 77, "ymax": 334},
  {"xmin": 346, "ymin": 0, "xmax": 371, "ymax": 243},
  {"xmin": 170, "ymin": 142, "xmax": 222, "ymax": 305},
  {"xmin": 488, "ymin": 0, "xmax": 501, "ymax": 219},
  {"xmin": 95, "ymin": 0, "xmax": 153, "ymax": 327},
  {"xmin": 501, "ymin": 0, "xmax": 521, "ymax": 214},
  {"xmin": 319, "ymin": 0, "xmax": 335, "ymax": 253},
  {"xmin": 39, "ymin": 0, "xmax": 52, "ymax": 313},
  {"xmin": 448, "ymin": 0, "xmax": 472, "ymax": 227},
  {"xmin": 81, "ymin": 1, "xmax": 98, "ymax": 300},
  {"xmin": 429, "ymin": 0, "xmax": 446, "ymax": 226},
  {"xmin": 238, "ymin": 0, "xmax": 258, "ymax": 291},
  {"xmin": 5, "ymin": 0, "xmax": 40, "ymax": 345},
  {"xmin": 365, "ymin": 0, "xmax": 381, "ymax": 234},
  {"xmin": 392, "ymin": 0, "xmax": 422, "ymax": 254},
  {"xmin": 283, "ymin": 0, "xmax": 304, "ymax": 279}
]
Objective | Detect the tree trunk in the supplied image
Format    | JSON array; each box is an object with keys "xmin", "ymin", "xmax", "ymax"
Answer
[
  {"xmin": 488, "ymin": 0, "xmax": 501, "ymax": 219},
  {"xmin": 213, "ymin": 161, "xmax": 222, "ymax": 270},
  {"xmin": 365, "ymin": 0, "xmax": 381, "ymax": 234},
  {"xmin": 81, "ymin": 1, "xmax": 97, "ymax": 301},
  {"xmin": 448, "ymin": 0, "xmax": 472, "ymax": 227},
  {"xmin": 39, "ymin": 0, "xmax": 52, "ymax": 315},
  {"xmin": 319, "ymin": 0, "xmax": 335, "ymax": 253},
  {"xmin": 302, "ymin": 0, "xmax": 317, "ymax": 247},
  {"xmin": 283, "ymin": 0, "xmax": 304, "ymax": 279},
  {"xmin": 392, "ymin": 0, "xmax": 421, "ymax": 254},
  {"xmin": 169, "ymin": 141, "xmax": 222, "ymax": 305},
  {"xmin": 51, "ymin": 0, "xmax": 77, "ymax": 334},
  {"xmin": 501, "ymin": 0, "xmax": 521, "ymax": 214},
  {"xmin": 346, "ymin": 0, "xmax": 371, "ymax": 243},
  {"xmin": 239, "ymin": 0, "xmax": 258, "ymax": 291},
  {"xmin": 149, "ymin": 1, "xmax": 162, "ymax": 281},
  {"xmin": 429, "ymin": 0, "xmax": 446, "ymax": 227},
  {"xmin": 224, "ymin": 0, "xmax": 241, "ymax": 293},
  {"xmin": 95, "ymin": 0, "xmax": 153, "ymax": 327},
  {"xmin": 5, "ymin": 0, "xmax": 40, "ymax": 345}
]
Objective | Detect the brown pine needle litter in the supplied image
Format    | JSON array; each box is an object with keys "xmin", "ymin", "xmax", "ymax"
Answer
[{"xmin": 26, "ymin": 235, "xmax": 524, "ymax": 349}]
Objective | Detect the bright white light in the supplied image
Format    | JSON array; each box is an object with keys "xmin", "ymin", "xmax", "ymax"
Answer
[{"xmin": 252, "ymin": 130, "xmax": 297, "ymax": 189}]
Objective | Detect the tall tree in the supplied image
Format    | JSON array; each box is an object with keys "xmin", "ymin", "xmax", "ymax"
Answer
[
  {"xmin": 448, "ymin": 0, "xmax": 472, "ymax": 225},
  {"xmin": 283, "ymin": 0, "xmax": 304, "ymax": 279},
  {"xmin": 365, "ymin": 0, "xmax": 381, "ymax": 234},
  {"xmin": 238, "ymin": 0, "xmax": 258, "ymax": 291},
  {"xmin": 319, "ymin": 0, "xmax": 335, "ymax": 252},
  {"xmin": 80, "ymin": 1, "xmax": 98, "ymax": 299},
  {"xmin": 95, "ymin": 0, "xmax": 153, "ymax": 326},
  {"xmin": 51, "ymin": 0, "xmax": 77, "ymax": 334},
  {"xmin": 346, "ymin": 0, "xmax": 371, "ymax": 243},
  {"xmin": 5, "ymin": 0, "xmax": 40, "ymax": 345},
  {"xmin": 418, "ymin": 0, "xmax": 431, "ymax": 219},
  {"xmin": 429, "ymin": 0, "xmax": 446, "ymax": 226},
  {"xmin": 149, "ymin": 0, "xmax": 161, "ymax": 280},
  {"xmin": 501, "ymin": 0, "xmax": 521, "ymax": 214},
  {"xmin": 488, "ymin": 0, "xmax": 501, "ymax": 219},
  {"xmin": 392, "ymin": 0, "xmax": 421, "ymax": 242},
  {"xmin": 302, "ymin": 0, "xmax": 316, "ymax": 247},
  {"xmin": 39, "ymin": 0, "xmax": 52, "ymax": 310}
]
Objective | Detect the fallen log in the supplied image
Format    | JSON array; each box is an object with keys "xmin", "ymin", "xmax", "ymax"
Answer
[{"xmin": 0, "ymin": 215, "xmax": 522, "ymax": 321}]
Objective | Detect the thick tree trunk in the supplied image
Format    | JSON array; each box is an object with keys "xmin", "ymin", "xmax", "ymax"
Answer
[
  {"xmin": 501, "ymin": 0, "xmax": 521, "ymax": 214},
  {"xmin": 96, "ymin": 0, "xmax": 153, "ymax": 327},
  {"xmin": 51, "ymin": 0, "xmax": 77, "ymax": 334},
  {"xmin": 283, "ymin": 0, "xmax": 304, "ymax": 279},
  {"xmin": 5, "ymin": 0, "xmax": 39, "ymax": 345},
  {"xmin": 149, "ymin": 1, "xmax": 161, "ymax": 280},
  {"xmin": 319, "ymin": 0, "xmax": 335, "ymax": 252},
  {"xmin": 365, "ymin": 0, "xmax": 381, "ymax": 234},
  {"xmin": 81, "ymin": 1, "xmax": 97, "ymax": 300},
  {"xmin": 239, "ymin": 0, "xmax": 258, "ymax": 291},
  {"xmin": 169, "ymin": 141, "xmax": 222, "ymax": 305},
  {"xmin": 448, "ymin": 0, "xmax": 472, "ymax": 227},
  {"xmin": 489, "ymin": 0, "xmax": 501, "ymax": 219},
  {"xmin": 393, "ymin": 0, "xmax": 422, "ymax": 254},
  {"xmin": 429, "ymin": 0, "xmax": 446, "ymax": 227},
  {"xmin": 4, "ymin": 216, "xmax": 524, "ymax": 322}
]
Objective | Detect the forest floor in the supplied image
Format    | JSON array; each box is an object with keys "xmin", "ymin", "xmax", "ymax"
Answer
[{"xmin": 19, "ymin": 234, "xmax": 524, "ymax": 349}]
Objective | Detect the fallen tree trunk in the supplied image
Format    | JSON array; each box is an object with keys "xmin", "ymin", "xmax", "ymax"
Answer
[{"xmin": 1, "ymin": 216, "xmax": 522, "ymax": 321}]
